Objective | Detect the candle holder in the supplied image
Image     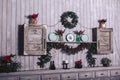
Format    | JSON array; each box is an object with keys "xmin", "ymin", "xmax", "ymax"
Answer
[
  {"xmin": 75, "ymin": 60, "xmax": 82, "ymax": 68},
  {"xmin": 62, "ymin": 61, "xmax": 69, "ymax": 69},
  {"xmin": 49, "ymin": 61, "xmax": 56, "ymax": 70}
]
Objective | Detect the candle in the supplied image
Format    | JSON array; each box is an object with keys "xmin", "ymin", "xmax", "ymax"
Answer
[
  {"xmin": 65, "ymin": 60, "xmax": 68, "ymax": 64},
  {"xmin": 62, "ymin": 60, "xmax": 69, "ymax": 69}
]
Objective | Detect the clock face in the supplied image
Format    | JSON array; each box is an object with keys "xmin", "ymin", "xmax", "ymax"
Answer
[
  {"xmin": 81, "ymin": 34, "xmax": 89, "ymax": 42},
  {"xmin": 48, "ymin": 33, "xmax": 58, "ymax": 41},
  {"xmin": 66, "ymin": 33, "xmax": 75, "ymax": 42}
]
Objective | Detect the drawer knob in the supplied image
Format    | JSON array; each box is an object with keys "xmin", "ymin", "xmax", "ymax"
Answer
[
  {"xmin": 49, "ymin": 78, "xmax": 51, "ymax": 80},
  {"xmin": 100, "ymin": 73, "xmax": 104, "ymax": 75},
  {"xmin": 85, "ymin": 75, "xmax": 88, "ymax": 77},
  {"xmin": 115, "ymin": 72, "xmax": 118, "ymax": 74},
  {"xmin": 67, "ymin": 76, "xmax": 70, "ymax": 78}
]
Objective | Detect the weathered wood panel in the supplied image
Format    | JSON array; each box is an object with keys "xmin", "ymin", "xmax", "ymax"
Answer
[
  {"xmin": 0, "ymin": 0, "xmax": 3, "ymax": 56},
  {"xmin": 0, "ymin": 0, "xmax": 120, "ymax": 70},
  {"xmin": 2, "ymin": 0, "xmax": 7, "ymax": 56}
]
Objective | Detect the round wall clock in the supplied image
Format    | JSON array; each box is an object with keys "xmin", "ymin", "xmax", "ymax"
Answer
[
  {"xmin": 81, "ymin": 34, "xmax": 89, "ymax": 42},
  {"xmin": 66, "ymin": 33, "xmax": 75, "ymax": 42},
  {"xmin": 48, "ymin": 33, "xmax": 58, "ymax": 41}
]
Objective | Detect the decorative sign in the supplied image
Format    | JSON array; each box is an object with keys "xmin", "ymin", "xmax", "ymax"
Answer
[
  {"xmin": 24, "ymin": 24, "xmax": 46, "ymax": 55},
  {"xmin": 99, "ymin": 31, "xmax": 112, "ymax": 51},
  {"xmin": 92, "ymin": 28, "xmax": 113, "ymax": 54}
]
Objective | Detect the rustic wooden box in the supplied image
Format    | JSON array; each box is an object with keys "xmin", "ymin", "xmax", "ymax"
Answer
[
  {"xmin": 23, "ymin": 24, "xmax": 46, "ymax": 55},
  {"xmin": 92, "ymin": 28, "xmax": 113, "ymax": 54}
]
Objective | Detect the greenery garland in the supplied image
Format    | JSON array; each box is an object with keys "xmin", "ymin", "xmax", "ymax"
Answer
[
  {"xmin": 61, "ymin": 43, "xmax": 87, "ymax": 55},
  {"xmin": 86, "ymin": 44, "xmax": 96, "ymax": 67},
  {"xmin": 61, "ymin": 11, "xmax": 78, "ymax": 29},
  {"xmin": 37, "ymin": 42, "xmax": 96, "ymax": 68},
  {"xmin": 47, "ymin": 42, "xmax": 96, "ymax": 55}
]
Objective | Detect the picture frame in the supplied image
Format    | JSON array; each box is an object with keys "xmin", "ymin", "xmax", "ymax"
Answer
[
  {"xmin": 97, "ymin": 28, "xmax": 113, "ymax": 54},
  {"xmin": 92, "ymin": 28, "xmax": 113, "ymax": 54},
  {"xmin": 23, "ymin": 24, "xmax": 46, "ymax": 55}
]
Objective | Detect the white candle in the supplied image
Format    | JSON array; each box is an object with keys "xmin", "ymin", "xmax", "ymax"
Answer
[{"xmin": 65, "ymin": 60, "xmax": 68, "ymax": 64}]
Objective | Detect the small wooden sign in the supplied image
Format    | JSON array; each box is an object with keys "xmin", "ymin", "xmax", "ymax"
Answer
[
  {"xmin": 24, "ymin": 24, "xmax": 46, "ymax": 55},
  {"xmin": 92, "ymin": 28, "xmax": 113, "ymax": 54}
]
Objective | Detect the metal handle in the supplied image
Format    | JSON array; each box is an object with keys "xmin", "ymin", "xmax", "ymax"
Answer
[
  {"xmin": 43, "ymin": 39, "xmax": 46, "ymax": 49},
  {"xmin": 100, "ymin": 73, "xmax": 104, "ymax": 75},
  {"xmin": 115, "ymin": 72, "xmax": 118, "ymax": 74},
  {"xmin": 67, "ymin": 76, "xmax": 70, "ymax": 78},
  {"xmin": 85, "ymin": 75, "xmax": 88, "ymax": 77},
  {"xmin": 98, "ymin": 40, "xmax": 100, "ymax": 48},
  {"xmin": 49, "ymin": 78, "xmax": 51, "ymax": 80}
]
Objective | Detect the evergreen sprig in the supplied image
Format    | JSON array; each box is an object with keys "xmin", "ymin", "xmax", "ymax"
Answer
[{"xmin": 37, "ymin": 54, "xmax": 51, "ymax": 68}]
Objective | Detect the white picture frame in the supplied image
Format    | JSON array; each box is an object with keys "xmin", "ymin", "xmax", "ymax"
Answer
[{"xmin": 24, "ymin": 24, "xmax": 46, "ymax": 55}]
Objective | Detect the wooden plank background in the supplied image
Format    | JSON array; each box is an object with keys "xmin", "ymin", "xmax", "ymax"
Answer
[{"xmin": 0, "ymin": 0, "xmax": 120, "ymax": 71}]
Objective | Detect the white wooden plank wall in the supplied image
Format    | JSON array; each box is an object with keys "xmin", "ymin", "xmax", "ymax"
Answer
[
  {"xmin": 0, "ymin": 0, "xmax": 120, "ymax": 71},
  {"xmin": 0, "ymin": 0, "xmax": 3, "ymax": 56}
]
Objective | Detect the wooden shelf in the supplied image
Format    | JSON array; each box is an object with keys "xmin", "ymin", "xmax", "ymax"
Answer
[{"xmin": 47, "ymin": 41, "xmax": 97, "ymax": 44}]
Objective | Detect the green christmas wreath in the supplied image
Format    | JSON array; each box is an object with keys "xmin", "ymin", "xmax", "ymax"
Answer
[{"xmin": 60, "ymin": 11, "xmax": 78, "ymax": 29}]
